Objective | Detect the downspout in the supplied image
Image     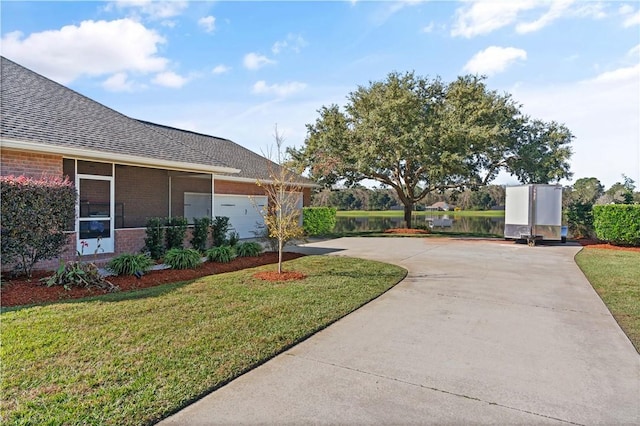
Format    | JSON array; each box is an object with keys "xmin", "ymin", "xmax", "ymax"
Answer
[
  {"xmin": 168, "ymin": 175, "xmax": 172, "ymax": 218},
  {"xmin": 211, "ymin": 174, "xmax": 215, "ymax": 219}
]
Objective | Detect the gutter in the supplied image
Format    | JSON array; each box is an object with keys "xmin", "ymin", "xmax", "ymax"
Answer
[{"xmin": 0, "ymin": 138, "xmax": 240, "ymax": 175}]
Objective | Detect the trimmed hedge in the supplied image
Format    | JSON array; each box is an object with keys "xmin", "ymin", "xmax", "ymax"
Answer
[
  {"xmin": 1, "ymin": 175, "xmax": 76, "ymax": 277},
  {"xmin": 593, "ymin": 204, "xmax": 640, "ymax": 246},
  {"xmin": 303, "ymin": 207, "xmax": 337, "ymax": 236}
]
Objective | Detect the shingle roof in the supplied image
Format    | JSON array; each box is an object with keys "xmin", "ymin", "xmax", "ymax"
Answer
[
  {"xmin": 138, "ymin": 121, "xmax": 312, "ymax": 184},
  {"xmin": 1, "ymin": 56, "xmax": 315, "ymax": 184},
  {"xmin": 1, "ymin": 56, "xmax": 316, "ymax": 185}
]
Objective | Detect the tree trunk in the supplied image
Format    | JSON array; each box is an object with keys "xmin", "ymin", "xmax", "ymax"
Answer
[
  {"xmin": 278, "ymin": 238, "xmax": 283, "ymax": 274},
  {"xmin": 403, "ymin": 203, "xmax": 413, "ymax": 229}
]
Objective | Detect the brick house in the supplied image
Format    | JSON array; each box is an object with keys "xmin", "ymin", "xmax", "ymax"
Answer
[{"xmin": 1, "ymin": 56, "xmax": 315, "ymax": 270}]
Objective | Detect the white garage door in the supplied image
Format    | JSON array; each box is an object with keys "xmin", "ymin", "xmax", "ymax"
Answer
[{"xmin": 215, "ymin": 195, "xmax": 267, "ymax": 239}]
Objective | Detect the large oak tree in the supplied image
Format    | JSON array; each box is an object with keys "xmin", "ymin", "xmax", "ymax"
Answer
[{"xmin": 291, "ymin": 72, "xmax": 573, "ymax": 228}]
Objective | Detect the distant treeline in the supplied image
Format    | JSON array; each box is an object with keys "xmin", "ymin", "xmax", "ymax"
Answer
[
  {"xmin": 311, "ymin": 185, "xmax": 507, "ymax": 211},
  {"xmin": 312, "ymin": 176, "xmax": 640, "ymax": 212}
]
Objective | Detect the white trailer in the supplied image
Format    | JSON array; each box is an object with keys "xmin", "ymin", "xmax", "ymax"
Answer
[{"xmin": 504, "ymin": 184, "xmax": 565, "ymax": 246}]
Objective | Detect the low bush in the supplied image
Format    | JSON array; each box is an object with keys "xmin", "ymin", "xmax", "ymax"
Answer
[
  {"xmin": 303, "ymin": 207, "xmax": 337, "ymax": 236},
  {"xmin": 593, "ymin": 204, "xmax": 640, "ymax": 246},
  {"xmin": 144, "ymin": 218, "xmax": 165, "ymax": 260},
  {"xmin": 42, "ymin": 261, "xmax": 119, "ymax": 292},
  {"xmin": 191, "ymin": 217, "xmax": 211, "ymax": 252},
  {"xmin": 236, "ymin": 242, "xmax": 263, "ymax": 257},
  {"xmin": 165, "ymin": 216, "xmax": 188, "ymax": 250},
  {"xmin": 206, "ymin": 245, "xmax": 236, "ymax": 263},
  {"xmin": 106, "ymin": 253, "xmax": 154, "ymax": 276},
  {"xmin": 1, "ymin": 175, "xmax": 76, "ymax": 277},
  {"xmin": 228, "ymin": 231, "xmax": 240, "ymax": 248},
  {"xmin": 212, "ymin": 216, "xmax": 231, "ymax": 246},
  {"xmin": 163, "ymin": 248, "xmax": 202, "ymax": 270}
]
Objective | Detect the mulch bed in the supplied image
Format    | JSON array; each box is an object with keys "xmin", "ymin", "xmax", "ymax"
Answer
[
  {"xmin": 1, "ymin": 252, "xmax": 305, "ymax": 308},
  {"xmin": 384, "ymin": 228, "xmax": 430, "ymax": 235},
  {"xmin": 578, "ymin": 239, "xmax": 640, "ymax": 252}
]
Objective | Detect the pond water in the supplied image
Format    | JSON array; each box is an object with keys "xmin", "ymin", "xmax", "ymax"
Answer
[{"xmin": 334, "ymin": 214, "xmax": 505, "ymax": 235}]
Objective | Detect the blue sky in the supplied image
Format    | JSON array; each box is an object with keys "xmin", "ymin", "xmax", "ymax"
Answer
[{"xmin": 2, "ymin": 0, "xmax": 639, "ymax": 189}]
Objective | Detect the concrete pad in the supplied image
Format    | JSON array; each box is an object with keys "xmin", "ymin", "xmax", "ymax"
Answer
[{"xmin": 160, "ymin": 238, "xmax": 640, "ymax": 425}]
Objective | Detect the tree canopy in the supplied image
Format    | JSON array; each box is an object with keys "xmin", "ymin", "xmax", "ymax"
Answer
[{"xmin": 291, "ymin": 72, "xmax": 573, "ymax": 227}]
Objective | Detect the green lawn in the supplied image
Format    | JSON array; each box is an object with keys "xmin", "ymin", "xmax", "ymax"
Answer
[
  {"xmin": 336, "ymin": 209, "xmax": 504, "ymax": 217},
  {"xmin": 1, "ymin": 256, "xmax": 406, "ymax": 425},
  {"xmin": 575, "ymin": 248, "xmax": 640, "ymax": 352}
]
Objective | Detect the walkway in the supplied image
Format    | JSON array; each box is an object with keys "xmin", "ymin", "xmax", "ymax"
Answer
[{"xmin": 160, "ymin": 238, "xmax": 639, "ymax": 425}]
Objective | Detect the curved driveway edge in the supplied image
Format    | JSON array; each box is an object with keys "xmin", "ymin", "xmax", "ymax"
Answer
[{"xmin": 160, "ymin": 238, "xmax": 639, "ymax": 425}]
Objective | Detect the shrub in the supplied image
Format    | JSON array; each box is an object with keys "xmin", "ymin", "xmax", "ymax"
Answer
[
  {"xmin": 42, "ymin": 261, "xmax": 118, "ymax": 292},
  {"xmin": 106, "ymin": 253, "xmax": 154, "ymax": 276},
  {"xmin": 163, "ymin": 248, "xmax": 202, "ymax": 270},
  {"xmin": 303, "ymin": 207, "xmax": 337, "ymax": 236},
  {"xmin": 144, "ymin": 218, "xmax": 165, "ymax": 260},
  {"xmin": 1, "ymin": 175, "xmax": 76, "ymax": 278},
  {"xmin": 206, "ymin": 245, "xmax": 236, "ymax": 263},
  {"xmin": 567, "ymin": 201, "xmax": 594, "ymax": 239},
  {"xmin": 236, "ymin": 242, "xmax": 263, "ymax": 257},
  {"xmin": 191, "ymin": 217, "xmax": 211, "ymax": 252},
  {"xmin": 228, "ymin": 231, "xmax": 240, "ymax": 248},
  {"xmin": 212, "ymin": 216, "xmax": 231, "ymax": 246},
  {"xmin": 593, "ymin": 204, "xmax": 640, "ymax": 246},
  {"xmin": 165, "ymin": 216, "xmax": 188, "ymax": 250}
]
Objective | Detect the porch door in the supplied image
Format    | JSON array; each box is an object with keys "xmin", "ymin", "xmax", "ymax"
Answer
[{"xmin": 77, "ymin": 174, "xmax": 115, "ymax": 254}]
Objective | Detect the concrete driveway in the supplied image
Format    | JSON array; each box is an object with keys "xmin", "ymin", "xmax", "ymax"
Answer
[{"xmin": 160, "ymin": 238, "xmax": 639, "ymax": 425}]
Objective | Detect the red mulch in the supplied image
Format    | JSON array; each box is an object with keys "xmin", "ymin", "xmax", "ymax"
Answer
[
  {"xmin": 253, "ymin": 271, "xmax": 307, "ymax": 281},
  {"xmin": 1, "ymin": 252, "xmax": 305, "ymax": 308},
  {"xmin": 578, "ymin": 239, "xmax": 640, "ymax": 252},
  {"xmin": 384, "ymin": 228, "xmax": 430, "ymax": 235}
]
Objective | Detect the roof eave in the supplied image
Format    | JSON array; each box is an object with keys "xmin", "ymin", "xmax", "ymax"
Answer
[
  {"xmin": 214, "ymin": 173, "xmax": 320, "ymax": 188},
  {"xmin": 0, "ymin": 138, "xmax": 240, "ymax": 175}
]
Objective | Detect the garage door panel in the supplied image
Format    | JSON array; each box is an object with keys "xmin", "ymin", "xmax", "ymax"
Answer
[{"xmin": 214, "ymin": 195, "xmax": 266, "ymax": 239}]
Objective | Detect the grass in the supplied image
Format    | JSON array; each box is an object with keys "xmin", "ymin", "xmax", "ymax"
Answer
[
  {"xmin": 321, "ymin": 230, "xmax": 503, "ymax": 239},
  {"xmin": 575, "ymin": 248, "xmax": 640, "ymax": 352},
  {"xmin": 1, "ymin": 256, "xmax": 406, "ymax": 425},
  {"xmin": 336, "ymin": 210, "xmax": 505, "ymax": 217}
]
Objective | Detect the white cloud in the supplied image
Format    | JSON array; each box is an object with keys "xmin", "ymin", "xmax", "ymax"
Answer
[
  {"xmin": 198, "ymin": 15, "xmax": 216, "ymax": 33},
  {"xmin": 623, "ymin": 10, "xmax": 640, "ymax": 27},
  {"xmin": 619, "ymin": 4, "xmax": 633, "ymax": 15},
  {"xmin": 421, "ymin": 22, "xmax": 435, "ymax": 33},
  {"xmin": 243, "ymin": 52, "xmax": 276, "ymax": 70},
  {"xmin": 451, "ymin": 0, "xmax": 539, "ymax": 38},
  {"xmin": 1, "ymin": 19, "xmax": 168, "ymax": 84},
  {"xmin": 108, "ymin": 0, "xmax": 188, "ymax": 19},
  {"xmin": 152, "ymin": 71, "xmax": 189, "ymax": 88},
  {"xmin": 212, "ymin": 64, "xmax": 231, "ymax": 74},
  {"xmin": 452, "ymin": 0, "xmax": 606, "ymax": 37},
  {"xmin": 510, "ymin": 64, "xmax": 640, "ymax": 188},
  {"xmin": 103, "ymin": 72, "xmax": 135, "ymax": 92},
  {"xmin": 463, "ymin": 46, "xmax": 527, "ymax": 76},
  {"xmin": 252, "ymin": 80, "xmax": 307, "ymax": 97},
  {"xmin": 589, "ymin": 63, "xmax": 640, "ymax": 84},
  {"xmin": 516, "ymin": 0, "xmax": 572, "ymax": 34},
  {"xmin": 272, "ymin": 33, "xmax": 308, "ymax": 54},
  {"xmin": 629, "ymin": 44, "xmax": 640, "ymax": 58},
  {"xmin": 370, "ymin": 0, "xmax": 426, "ymax": 26}
]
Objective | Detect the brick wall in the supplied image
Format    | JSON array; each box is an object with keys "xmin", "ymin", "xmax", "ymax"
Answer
[
  {"xmin": 0, "ymin": 149, "xmax": 63, "ymax": 178},
  {"xmin": 215, "ymin": 180, "xmax": 268, "ymax": 196}
]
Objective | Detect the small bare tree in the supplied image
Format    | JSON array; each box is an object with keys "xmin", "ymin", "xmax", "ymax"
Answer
[{"xmin": 256, "ymin": 125, "xmax": 305, "ymax": 274}]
